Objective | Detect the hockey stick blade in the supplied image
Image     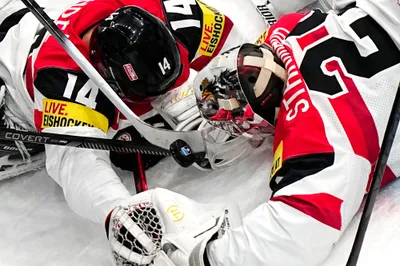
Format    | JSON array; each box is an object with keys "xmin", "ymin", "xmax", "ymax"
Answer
[
  {"xmin": 346, "ymin": 82, "xmax": 400, "ymax": 266},
  {"xmin": 20, "ymin": 0, "xmax": 206, "ymax": 154},
  {"xmin": 0, "ymin": 128, "xmax": 171, "ymax": 156},
  {"xmin": 0, "ymin": 139, "xmax": 40, "ymax": 154}
]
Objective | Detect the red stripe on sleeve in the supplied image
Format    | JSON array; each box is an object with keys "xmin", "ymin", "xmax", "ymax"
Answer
[
  {"xmin": 323, "ymin": 59, "xmax": 396, "ymax": 189},
  {"xmin": 270, "ymin": 193, "xmax": 343, "ymax": 230}
]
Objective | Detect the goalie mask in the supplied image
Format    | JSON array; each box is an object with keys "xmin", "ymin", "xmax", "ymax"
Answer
[{"xmin": 194, "ymin": 43, "xmax": 287, "ymax": 169}]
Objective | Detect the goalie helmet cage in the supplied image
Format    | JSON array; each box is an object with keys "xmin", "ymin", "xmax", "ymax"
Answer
[{"xmin": 19, "ymin": 0, "xmax": 400, "ymax": 264}]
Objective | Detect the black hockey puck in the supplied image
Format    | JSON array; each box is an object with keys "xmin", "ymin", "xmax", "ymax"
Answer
[{"xmin": 169, "ymin": 139, "xmax": 195, "ymax": 168}]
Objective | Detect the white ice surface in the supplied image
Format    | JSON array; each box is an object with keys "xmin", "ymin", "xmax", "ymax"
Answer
[
  {"xmin": 1, "ymin": 138, "xmax": 400, "ymax": 266},
  {"xmin": 1, "ymin": 0, "xmax": 397, "ymax": 265}
]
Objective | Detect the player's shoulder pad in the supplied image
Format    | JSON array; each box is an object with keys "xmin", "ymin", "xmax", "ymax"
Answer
[
  {"xmin": 34, "ymin": 68, "xmax": 115, "ymax": 132},
  {"xmin": 269, "ymin": 109, "xmax": 335, "ymax": 193},
  {"xmin": 260, "ymin": 12, "xmax": 307, "ymax": 45},
  {"xmin": 160, "ymin": 0, "xmax": 232, "ymax": 62}
]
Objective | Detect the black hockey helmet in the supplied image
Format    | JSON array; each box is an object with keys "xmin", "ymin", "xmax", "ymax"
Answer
[{"xmin": 90, "ymin": 6, "xmax": 182, "ymax": 100}]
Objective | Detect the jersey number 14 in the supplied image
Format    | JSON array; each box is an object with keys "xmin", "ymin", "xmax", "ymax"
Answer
[{"xmin": 63, "ymin": 73, "xmax": 99, "ymax": 109}]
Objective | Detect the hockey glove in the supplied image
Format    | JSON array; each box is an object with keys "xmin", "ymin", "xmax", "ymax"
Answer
[
  {"xmin": 105, "ymin": 188, "xmax": 242, "ymax": 266},
  {"xmin": 110, "ymin": 115, "xmax": 170, "ymax": 172},
  {"xmin": 151, "ymin": 70, "xmax": 202, "ymax": 132},
  {"xmin": 166, "ymin": 204, "xmax": 242, "ymax": 266},
  {"xmin": 151, "ymin": 72, "xmax": 232, "ymax": 171}
]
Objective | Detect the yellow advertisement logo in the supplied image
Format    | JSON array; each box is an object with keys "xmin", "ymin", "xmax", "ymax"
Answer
[
  {"xmin": 166, "ymin": 204, "xmax": 185, "ymax": 222},
  {"xmin": 255, "ymin": 28, "xmax": 269, "ymax": 45},
  {"xmin": 196, "ymin": 0, "xmax": 225, "ymax": 57},
  {"xmin": 270, "ymin": 141, "xmax": 283, "ymax": 179},
  {"xmin": 41, "ymin": 99, "xmax": 108, "ymax": 132}
]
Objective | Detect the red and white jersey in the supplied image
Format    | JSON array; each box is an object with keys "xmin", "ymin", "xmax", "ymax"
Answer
[
  {"xmin": 0, "ymin": 0, "xmax": 250, "ymax": 224},
  {"xmin": 331, "ymin": 0, "xmax": 400, "ymax": 48},
  {"xmin": 0, "ymin": 0, "xmax": 78, "ymax": 131},
  {"xmin": 208, "ymin": 6, "xmax": 400, "ymax": 266},
  {"xmin": 28, "ymin": 0, "xmax": 245, "ymax": 135}
]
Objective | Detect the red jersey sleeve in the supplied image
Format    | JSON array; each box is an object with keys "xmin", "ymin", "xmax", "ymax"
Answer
[{"xmin": 254, "ymin": 12, "xmax": 306, "ymax": 46}]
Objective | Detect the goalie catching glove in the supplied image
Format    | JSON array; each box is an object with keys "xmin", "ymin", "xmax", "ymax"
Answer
[{"xmin": 105, "ymin": 188, "xmax": 242, "ymax": 266}]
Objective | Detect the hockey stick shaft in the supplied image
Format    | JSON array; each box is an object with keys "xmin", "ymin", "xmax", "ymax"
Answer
[
  {"xmin": 0, "ymin": 127, "xmax": 171, "ymax": 156},
  {"xmin": 133, "ymin": 153, "xmax": 148, "ymax": 193},
  {"xmin": 248, "ymin": 0, "xmax": 277, "ymax": 26},
  {"xmin": 346, "ymin": 82, "xmax": 400, "ymax": 266},
  {"xmin": 317, "ymin": 0, "xmax": 334, "ymax": 12},
  {"xmin": 0, "ymin": 129, "xmax": 150, "ymax": 193}
]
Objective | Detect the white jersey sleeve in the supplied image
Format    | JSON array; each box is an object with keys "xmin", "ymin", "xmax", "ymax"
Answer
[
  {"xmin": 330, "ymin": 0, "xmax": 400, "ymax": 49},
  {"xmin": 206, "ymin": 7, "xmax": 400, "ymax": 266},
  {"xmin": 0, "ymin": 0, "xmax": 85, "ymax": 128},
  {"xmin": 356, "ymin": 0, "xmax": 400, "ymax": 50},
  {"xmin": 0, "ymin": 0, "xmax": 132, "ymax": 224},
  {"xmin": 43, "ymin": 126, "xmax": 130, "ymax": 224}
]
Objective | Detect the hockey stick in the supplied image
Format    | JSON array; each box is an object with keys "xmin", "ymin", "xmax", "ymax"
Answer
[
  {"xmin": 133, "ymin": 153, "xmax": 148, "ymax": 193},
  {"xmin": 346, "ymin": 82, "xmax": 400, "ymax": 266},
  {"xmin": 248, "ymin": 0, "xmax": 277, "ymax": 45},
  {"xmin": 0, "ymin": 127, "xmax": 171, "ymax": 155},
  {"xmin": 0, "ymin": 129, "xmax": 150, "ymax": 192},
  {"xmin": 317, "ymin": 0, "xmax": 334, "ymax": 12},
  {"xmin": 0, "ymin": 127, "xmax": 206, "ymax": 167},
  {"xmin": 0, "ymin": 139, "xmax": 43, "ymax": 155},
  {"xmin": 248, "ymin": 0, "xmax": 277, "ymax": 26},
  {"xmin": 20, "ymin": 0, "xmax": 205, "ymax": 154}
]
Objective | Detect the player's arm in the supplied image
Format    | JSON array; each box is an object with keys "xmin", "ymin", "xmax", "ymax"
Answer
[
  {"xmin": 103, "ymin": 138, "xmax": 370, "ymax": 266},
  {"xmin": 33, "ymin": 67, "xmax": 130, "ymax": 224},
  {"xmin": 205, "ymin": 149, "xmax": 369, "ymax": 266},
  {"xmin": 159, "ymin": 0, "xmax": 251, "ymax": 71},
  {"xmin": 101, "ymin": 91, "xmax": 370, "ymax": 265},
  {"xmin": 152, "ymin": 0, "xmax": 259, "ymax": 140}
]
